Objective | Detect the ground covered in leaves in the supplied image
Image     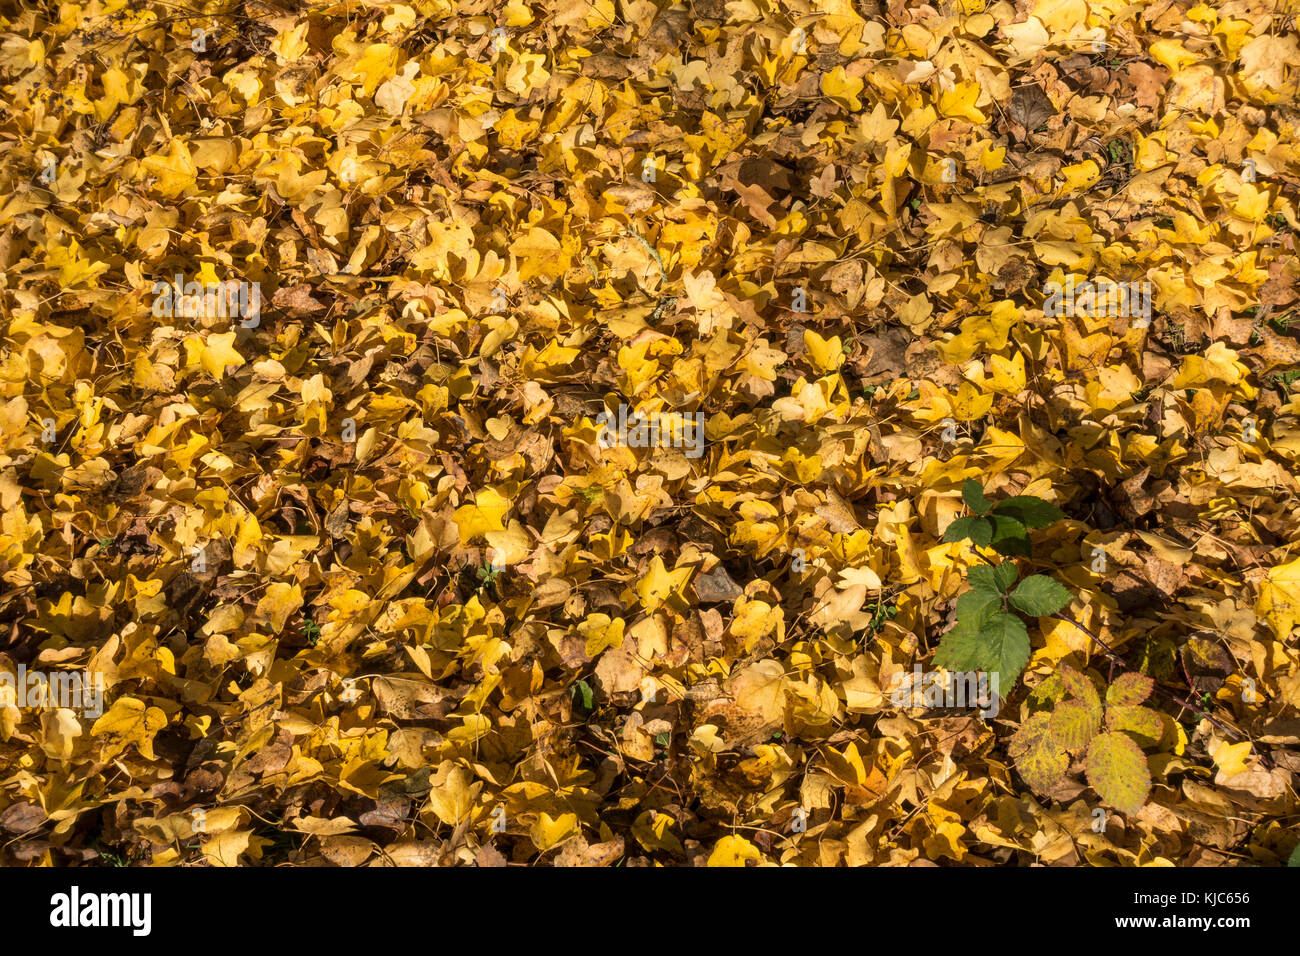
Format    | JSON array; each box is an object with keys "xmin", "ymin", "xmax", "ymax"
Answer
[{"xmin": 1, "ymin": 0, "xmax": 1299, "ymax": 866}]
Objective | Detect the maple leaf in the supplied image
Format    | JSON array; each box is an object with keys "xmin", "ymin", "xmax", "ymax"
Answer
[{"xmin": 183, "ymin": 332, "xmax": 245, "ymax": 379}]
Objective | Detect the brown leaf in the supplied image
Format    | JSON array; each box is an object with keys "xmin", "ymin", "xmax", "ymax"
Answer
[{"xmin": 0, "ymin": 802, "xmax": 46, "ymax": 834}]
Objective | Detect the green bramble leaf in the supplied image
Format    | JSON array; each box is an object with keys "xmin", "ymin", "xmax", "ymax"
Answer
[
  {"xmin": 992, "ymin": 495, "xmax": 1064, "ymax": 529},
  {"xmin": 956, "ymin": 585, "xmax": 1001, "ymax": 623},
  {"xmin": 970, "ymin": 561, "xmax": 1019, "ymax": 594},
  {"xmin": 1085, "ymin": 731, "xmax": 1151, "ymax": 814},
  {"xmin": 943, "ymin": 515, "xmax": 992, "ymax": 547},
  {"xmin": 961, "ymin": 479, "xmax": 993, "ymax": 515},
  {"xmin": 1009, "ymin": 574, "xmax": 1072, "ymax": 617},
  {"xmin": 934, "ymin": 606, "xmax": 1030, "ymax": 689},
  {"xmin": 988, "ymin": 514, "xmax": 1031, "ymax": 557}
]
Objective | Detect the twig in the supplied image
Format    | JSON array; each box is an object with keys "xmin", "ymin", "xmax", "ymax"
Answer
[{"xmin": 622, "ymin": 227, "xmax": 668, "ymax": 286}]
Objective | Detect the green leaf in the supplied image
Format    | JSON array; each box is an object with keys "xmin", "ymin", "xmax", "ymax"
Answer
[
  {"xmin": 968, "ymin": 565, "xmax": 997, "ymax": 592},
  {"xmin": 1009, "ymin": 574, "xmax": 1072, "ymax": 617},
  {"xmin": 943, "ymin": 515, "xmax": 992, "ymax": 547},
  {"xmin": 933, "ymin": 615, "xmax": 980, "ymax": 671},
  {"xmin": 961, "ymin": 479, "xmax": 993, "ymax": 515},
  {"xmin": 1289, "ymin": 844, "xmax": 1300, "ymax": 867},
  {"xmin": 992, "ymin": 495, "xmax": 1064, "ymax": 529},
  {"xmin": 984, "ymin": 612, "xmax": 1031, "ymax": 687},
  {"xmin": 1009, "ymin": 711, "xmax": 1069, "ymax": 796},
  {"xmin": 571, "ymin": 679, "xmax": 594, "ymax": 710},
  {"xmin": 969, "ymin": 562, "xmax": 1018, "ymax": 594},
  {"xmin": 934, "ymin": 606, "xmax": 1030, "ymax": 690},
  {"xmin": 989, "ymin": 514, "xmax": 1031, "ymax": 557},
  {"xmin": 1085, "ymin": 732, "xmax": 1151, "ymax": 814},
  {"xmin": 956, "ymin": 586, "xmax": 1001, "ymax": 623}
]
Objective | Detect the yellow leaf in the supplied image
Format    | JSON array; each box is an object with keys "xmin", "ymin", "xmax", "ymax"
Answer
[
  {"xmin": 632, "ymin": 809, "xmax": 683, "ymax": 853},
  {"xmin": 503, "ymin": 0, "xmax": 534, "ymax": 26},
  {"xmin": 936, "ymin": 301, "xmax": 1020, "ymax": 363},
  {"xmin": 1209, "ymin": 739, "xmax": 1252, "ymax": 776},
  {"xmin": 803, "ymin": 329, "xmax": 844, "ymax": 373},
  {"xmin": 950, "ymin": 380, "xmax": 994, "ymax": 421},
  {"xmin": 730, "ymin": 598, "xmax": 783, "ymax": 651},
  {"xmin": 820, "ymin": 66, "xmax": 864, "ymax": 110},
  {"xmin": 140, "ymin": 139, "xmax": 197, "ymax": 198},
  {"xmin": 184, "ymin": 332, "xmax": 245, "ymax": 380},
  {"xmin": 1171, "ymin": 342, "xmax": 1253, "ymax": 393},
  {"xmin": 579, "ymin": 613, "xmax": 626, "ymax": 658},
  {"xmin": 634, "ymin": 555, "xmax": 691, "ymax": 613},
  {"xmin": 1149, "ymin": 39, "xmax": 1199, "ymax": 72},
  {"xmin": 988, "ymin": 351, "xmax": 1026, "ymax": 394},
  {"xmin": 510, "ymin": 226, "xmax": 570, "ymax": 282},
  {"xmin": 1233, "ymin": 183, "xmax": 1270, "ymax": 223},
  {"xmin": 923, "ymin": 804, "xmax": 967, "ymax": 861},
  {"xmin": 530, "ymin": 811, "xmax": 579, "ymax": 851},
  {"xmin": 256, "ymin": 582, "xmax": 303, "ymax": 634},
  {"xmin": 1257, "ymin": 556, "xmax": 1300, "ymax": 641},
  {"xmin": 520, "ymin": 339, "xmax": 581, "ymax": 379},
  {"xmin": 484, "ymin": 520, "xmax": 532, "ymax": 565},
  {"xmin": 90, "ymin": 697, "xmax": 167, "ymax": 760},
  {"xmin": 707, "ymin": 834, "xmax": 762, "ymax": 866},
  {"xmin": 728, "ymin": 659, "xmax": 787, "ymax": 724},
  {"xmin": 979, "ymin": 141, "xmax": 1007, "ymax": 171},
  {"xmin": 426, "ymin": 761, "xmax": 481, "ymax": 826},
  {"xmin": 202, "ymin": 829, "xmax": 254, "ymax": 867},
  {"xmin": 349, "ymin": 43, "xmax": 398, "ymax": 96},
  {"xmin": 453, "ymin": 488, "xmax": 510, "ymax": 544},
  {"xmin": 1059, "ymin": 160, "xmax": 1100, "ymax": 192},
  {"xmin": 1238, "ymin": 34, "xmax": 1300, "ymax": 92},
  {"xmin": 39, "ymin": 709, "xmax": 82, "ymax": 763},
  {"xmin": 938, "ymin": 82, "xmax": 986, "ymax": 123}
]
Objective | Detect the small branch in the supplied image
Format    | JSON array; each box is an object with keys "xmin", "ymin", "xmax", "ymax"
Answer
[{"xmin": 623, "ymin": 227, "xmax": 668, "ymax": 287}]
